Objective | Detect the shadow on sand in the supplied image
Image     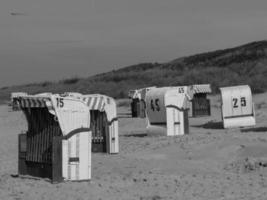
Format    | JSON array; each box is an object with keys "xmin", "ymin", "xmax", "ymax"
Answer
[
  {"xmin": 118, "ymin": 116, "xmax": 132, "ymax": 119},
  {"xmin": 122, "ymin": 133, "xmax": 148, "ymax": 137},
  {"xmin": 192, "ymin": 121, "xmax": 224, "ymax": 129},
  {"xmin": 241, "ymin": 127, "xmax": 267, "ymax": 133},
  {"xmin": 10, "ymin": 174, "xmax": 51, "ymax": 182},
  {"xmin": 117, "ymin": 113, "xmax": 132, "ymax": 119}
]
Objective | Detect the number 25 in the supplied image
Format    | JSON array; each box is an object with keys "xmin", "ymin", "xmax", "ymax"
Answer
[
  {"xmin": 240, "ymin": 97, "xmax": 246, "ymax": 107},
  {"xmin": 233, "ymin": 97, "xmax": 246, "ymax": 108}
]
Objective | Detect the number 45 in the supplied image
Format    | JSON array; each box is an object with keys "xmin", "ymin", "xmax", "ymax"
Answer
[{"xmin": 150, "ymin": 99, "xmax": 160, "ymax": 111}]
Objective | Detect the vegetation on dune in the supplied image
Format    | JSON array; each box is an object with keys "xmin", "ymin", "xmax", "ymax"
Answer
[{"xmin": 1, "ymin": 40, "xmax": 267, "ymax": 103}]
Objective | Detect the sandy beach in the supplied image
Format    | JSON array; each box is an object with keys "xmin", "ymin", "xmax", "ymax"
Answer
[{"xmin": 0, "ymin": 94, "xmax": 267, "ymax": 200}]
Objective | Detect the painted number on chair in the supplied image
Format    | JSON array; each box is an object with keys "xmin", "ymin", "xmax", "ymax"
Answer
[
  {"xmin": 56, "ymin": 98, "xmax": 64, "ymax": 108},
  {"xmin": 232, "ymin": 97, "xmax": 246, "ymax": 108},
  {"xmin": 178, "ymin": 87, "xmax": 184, "ymax": 93},
  {"xmin": 150, "ymin": 98, "xmax": 160, "ymax": 111}
]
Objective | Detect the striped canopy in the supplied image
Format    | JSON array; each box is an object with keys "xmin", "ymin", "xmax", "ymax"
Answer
[
  {"xmin": 13, "ymin": 94, "xmax": 108, "ymax": 112},
  {"xmin": 128, "ymin": 86, "xmax": 157, "ymax": 100},
  {"xmin": 192, "ymin": 84, "xmax": 212, "ymax": 94},
  {"xmin": 128, "ymin": 90, "xmax": 136, "ymax": 99},
  {"xmin": 128, "ymin": 89, "xmax": 141, "ymax": 99},
  {"xmin": 82, "ymin": 95, "xmax": 106, "ymax": 111},
  {"xmin": 15, "ymin": 97, "xmax": 50, "ymax": 108}
]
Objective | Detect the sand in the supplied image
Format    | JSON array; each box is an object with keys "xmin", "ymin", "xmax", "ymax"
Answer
[{"xmin": 1, "ymin": 94, "xmax": 267, "ymax": 200}]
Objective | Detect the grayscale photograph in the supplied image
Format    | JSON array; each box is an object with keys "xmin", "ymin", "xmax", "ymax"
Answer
[{"xmin": 1, "ymin": 0, "xmax": 267, "ymax": 199}]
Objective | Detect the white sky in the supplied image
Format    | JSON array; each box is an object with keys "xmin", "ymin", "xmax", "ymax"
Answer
[{"xmin": 0, "ymin": 0, "xmax": 267, "ymax": 86}]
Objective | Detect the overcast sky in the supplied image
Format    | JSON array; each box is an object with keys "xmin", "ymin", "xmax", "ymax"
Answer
[{"xmin": 0, "ymin": 0, "xmax": 267, "ymax": 86}]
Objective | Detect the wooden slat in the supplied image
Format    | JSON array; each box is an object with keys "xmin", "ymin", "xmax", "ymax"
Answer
[
  {"xmin": 99, "ymin": 112, "xmax": 103, "ymax": 143},
  {"xmin": 40, "ymin": 126, "xmax": 44, "ymax": 163},
  {"xmin": 37, "ymin": 110, "xmax": 42, "ymax": 163},
  {"xmin": 104, "ymin": 113, "xmax": 109, "ymax": 153},
  {"xmin": 33, "ymin": 110, "xmax": 37, "ymax": 162},
  {"xmin": 29, "ymin": 110, "xmax": 34, "ymax": 162},
  {"xmin": 45, "ymin": 116, "xmax": 51, "ymax": 163},
  {"xmin": 19, "ymin": 106, "xmax": 63, "ymax": 181},
  {"xmin": 192, "ymin": 98, "xmax": 211, "ymax": 117},
  {"xmin": 52, "ymin": 136, "xmax": 63, "ymax": 183},
  {"xmin": 33, "ymin": 109, "xmax": 38, "ymax": 162},
  {"xmin": 99, "ymin": 113, "xmax": 101, "ymax": 143},
  {"xmin": 18, "ymin": 134, "xmax": 27, "ymax": 175},
  {"xmin": 29, "ymin": 133, "xmax": 33, "ymax": 161},
  {"xmin": 45, "ymin": 110, "xmax": 50, "ymax": 163},
  {"xmin": 184, "ymin": 110, "xmax": 189, "ymax": 134},
  {"xmin": 91, "ymin": 110, "xmax": 108, "ymax": 152}
]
